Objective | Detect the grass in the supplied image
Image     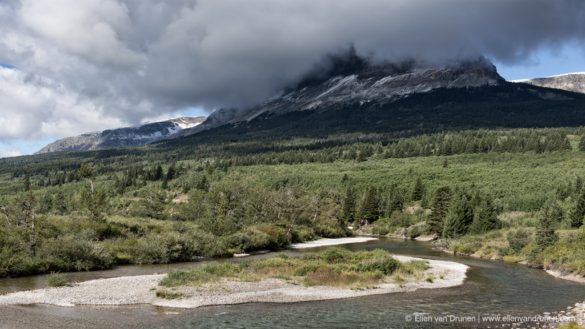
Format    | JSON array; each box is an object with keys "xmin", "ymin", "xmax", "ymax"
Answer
[
  {"xmin": 159, "ymin": 248, "xmax": 430, "ymax": 289},
  {"xmin": 155, "ymin": 289, "xmax": 185, "ymax": 300},
  {"xmin": 47, "ymin": 273, "xmax": 70, "ymax": 287}
]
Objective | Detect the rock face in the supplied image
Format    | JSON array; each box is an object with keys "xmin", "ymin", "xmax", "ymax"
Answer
[
  {"xmin": 37, "ymin": 117, "xmax": 205, "ymax": 154},
  {"xmin": 514, "ymin": 73, "xmax": 585, "ymax": 94},
  {"xmin": 181, "ymin": 57, "xmax": 503, "ymax": 136}
]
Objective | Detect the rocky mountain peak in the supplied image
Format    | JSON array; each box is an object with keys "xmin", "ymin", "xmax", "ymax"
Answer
[{"xmin": 180, "ymin": 57, "xmax": 504, "ymax": 137}]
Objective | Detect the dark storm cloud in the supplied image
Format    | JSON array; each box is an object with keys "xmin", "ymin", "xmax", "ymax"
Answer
[{"xmin": 1, "ymin": 0, "xmax": 584, "ymax": 139}]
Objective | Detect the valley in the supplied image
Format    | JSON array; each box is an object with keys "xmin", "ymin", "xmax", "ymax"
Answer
[{"xmin": 2, "ymin": 57, "xmax": 585, "ymax": 329}]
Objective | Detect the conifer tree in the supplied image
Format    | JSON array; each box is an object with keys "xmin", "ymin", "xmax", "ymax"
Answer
[
  {"xmin": 469, "ymin": 196, "xmax": 501, "ymax": 234},
  {"xmin": 359, "ymin": 186, "xmax": 380, "ymax": 223},
  {"xmin": 196, "ymin": 175, "xmax": 210, "ymax": 192},
  {"xmin": 427, "ymin": 186, "xmax": 452, "ymax": 235},
  {"xmin": 570, "ymin": 189, "xmax": 585, "ymax": 228},
  {"xmin": 442, "ymin": 193, "xmax": 474, "ymax": 238},
  {"xmin": 341, "ymin": 187, "xmax": 357, "ymax": 223},
  {"xmin": 166, "ymin": 163, "xmax": 177, "ymax": 181},
  {"xmin": 53, "ymin": 190, "xmax": 68, "ymax": 215},
  {"xmin": 153, "ymin": 165, "xmax": 164, "ymax": 181},
  {"xmin": 411, "ymin": 177, "xmax": 425, "ymax": 201},
  {"xmin": 536, "ymin": 205, "xmax": 559, "ymax": 249},
  {"xmin": 545, "ymin": 202, "xmax": 564, "ymax": 223}
]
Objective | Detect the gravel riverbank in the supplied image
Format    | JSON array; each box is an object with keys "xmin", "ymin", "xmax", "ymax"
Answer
[
  {"xmin": 289, "ymin": 237, "xmax": 378, "ymax": 249},
  {"xmin": 0, "ymin": 255, "xmax": 468, "ymax": 309}
]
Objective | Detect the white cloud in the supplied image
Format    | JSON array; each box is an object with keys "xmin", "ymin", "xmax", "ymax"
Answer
[
  {"xmin": 20, "ymin": 0, "xmax": 142, "ymax": 67},
  {"xmin": 0, "ymin": 67, "xmax": 124, "ymax": 139}
]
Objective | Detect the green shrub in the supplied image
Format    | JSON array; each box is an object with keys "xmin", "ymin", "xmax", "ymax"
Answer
[
  {"xmin": 156, "ymin": 289, "xmax": 184, "ymax": 299},
  {"xmin": 160, "ymin": 262, "xmax": 240, "ymax": 287},
  {"xmin": 371, "ymin": 217, "xmax": 393, "ymax": 235},
  {"xmin": 451, "ymin": 237, "xmax": 482, "ymax": 255},
  {"xmin": 47, "ymin": 273, "xmax": 70, "ymax": 287},
  {"xmin": 398, "ymin": 260, "xmax": 430, "ymax": 275},
  {"xmin": 39, "ymin": 237, "xmax": 114, "ymax": 272},
  {"xmin": 507, "ymin": 229, "xmax": 532, "ymax": 253},
  {"xmin": 407, "ymin": 223, "xmax": 426, "ymax": 239},
  {"xmin": 356, "ymin": 255, "xmax": 400, "ymax": 275},
  {"xmin": 290, "ymin": 226, "xmax": 316, "ymax": 243}
]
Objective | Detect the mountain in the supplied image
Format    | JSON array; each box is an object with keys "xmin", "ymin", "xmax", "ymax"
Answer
[
  {"xmin": 39, "ymin": 59, "xmax": 585, "ymax": 154},
  {"xmin": 163, "ymin": 58, "xmax": 585, "ymax": 146},
  {"xmin": 180, "ymin": 57, "xmax": 504, "ymax": 137},
  {"xmin": 512, "ymin": 73, "xmax": 585, "ymax": 94},
  {"xmin": 37, "ymin": 117, "xmax": 205, "ymax": 154}
]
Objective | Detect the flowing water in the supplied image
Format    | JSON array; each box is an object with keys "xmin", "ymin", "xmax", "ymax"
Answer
[{"xmin": 1, "ymin": 239, "xmax": 584, "ymax": 329}]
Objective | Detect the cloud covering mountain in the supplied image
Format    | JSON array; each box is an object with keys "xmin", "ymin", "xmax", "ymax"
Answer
[{"xmin": 0, "ymin": 0, "xmax": 585, "ymax": 156}]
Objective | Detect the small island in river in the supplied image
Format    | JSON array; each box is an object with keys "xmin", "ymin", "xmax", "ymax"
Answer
[{"xmin": 0, "ymin": 247, "xmax": 468, "ymax": 309}]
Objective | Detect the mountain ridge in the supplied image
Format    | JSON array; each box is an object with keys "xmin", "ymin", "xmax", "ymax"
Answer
[
  {"xmin": 513, "ymin": 72, "xmax": 585, "ymax": 94},
  {"xmin": 179, "ymin": 57, "xmax": 504, "ymax": 137},
  {"xmin": 36, "ymin": 117, "xmax": 205, "ymax": 154},
  {"xmin": 37, "ymin": 60, "xmax": 585, "ymax": 154}
]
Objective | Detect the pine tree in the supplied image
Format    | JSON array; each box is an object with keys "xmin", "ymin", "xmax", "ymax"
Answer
[
  {"xmin": 53, "ymin": 190, "xmax": 68, "ymax": 215},
  {"xmin": 570, "ymin": 189, "xmax": 585, "ymax": 228},
  {"xmin": 545, "ymin": 202, "xmax": 564, "ymax": 223},
  {"xmin": 153, "ymin": 165, "xmax": 164, "ymax": 181},
  {"xmin": 442, "ymin": 193, "xmax": 474, "ymax": 238},
  {"xmin": 22, "ymin": 179, "xmax": 37, "ymax": 255},
  {"xmin": 386, "ymin": 188, "xmax": 404, "ymax": 214},
  {"xmin": 536, "ymin": 205, "xmax": 559, "ymax": 249},
  {"xmin": 411, "ymin": 177, "xmax": 425, "ymax": 201},
  {"xmin": 341, "ymin": 187, "xmax": 357, "ymax": 223},
  {"xmin": 359, "ymin": 186, "xmax": 380, "ymax": 223},
  {"xmin": 196, "ymin": 175, "xmax": 210, "ymax": 192},
  {"xmin": 427, "ymin": 186, "xmax": 452, "ymax": 235},
  {"xmin": 469, "ymin": 196, "xmax": 501, "ymax": 234},
  {"xmin": 166, "ymin": 163, "xmax": 177, "ymax": 181},
  {"xmin": 78, "ymin": 163, "xmax": 96, "ymax": 193},
  {"xmin": 39, "ymin": 192, "xmax": 53, "ymax": 214},
  {"xmin": 82, "ymin": 187, "xmax": 107, "ymax": 222}
]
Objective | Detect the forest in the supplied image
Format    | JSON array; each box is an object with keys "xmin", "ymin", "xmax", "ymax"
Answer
[{"xmin": 1, "ymin": 127, "xmax": 585, "ymax": 278}]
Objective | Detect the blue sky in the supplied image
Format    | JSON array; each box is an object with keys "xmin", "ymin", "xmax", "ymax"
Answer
[{"xmin": 495, "ymin": 42, "xmax": 585, "ymax": 80}]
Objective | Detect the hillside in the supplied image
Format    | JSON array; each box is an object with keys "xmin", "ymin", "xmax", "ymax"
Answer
[
  {"xmin": 514, "ymin": 73, "xmax": 585, "ymax": 94},
  {"xmin": 37, "ymin": 117, "xmax": 205, "ymax": 154}
]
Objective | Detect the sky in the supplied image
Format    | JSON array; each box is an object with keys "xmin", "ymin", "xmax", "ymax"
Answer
[{"xmin": 0, "ymin": 0, "xmax": 584, "ymax": 158}]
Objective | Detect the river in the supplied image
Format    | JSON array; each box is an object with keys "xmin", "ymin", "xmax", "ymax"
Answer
[{"xmin": 1, "ymin": 238, "xmax": 583, "ymax": 329}]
